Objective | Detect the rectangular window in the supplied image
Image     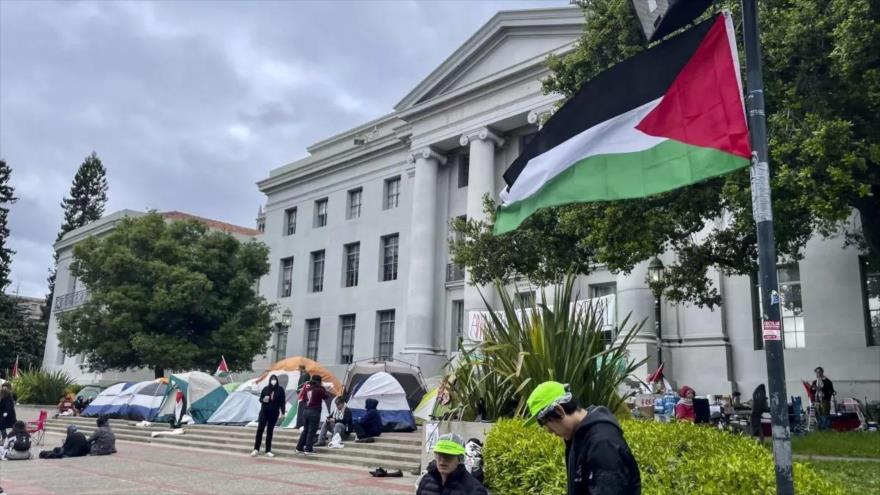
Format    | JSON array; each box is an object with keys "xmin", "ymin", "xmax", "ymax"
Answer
[
  {"xmin": 381, "ymin": 234, "xmax": 399, "ymax": 281},
  {"xmin": 310, "ymin": 250, "xmax": 325, "ymax": 292},
  {"xmin": 340, "ymin": 314, "xmax": 356, "ymax": 364},
  {"xmin": 306, "ymin": 319, "xmax": 320, "ymax": 361},
  {"xmin": 344, "ymin": 242, "xmax": 360, "ymax": 287},
  {"xmin": 457, "ymin": 154, "xmax": 469, "ymax": 188},
  {"xmin": 279, "ymin": 257, "xmax": 294, "ymax": 298},
  {"xmin": 778, "ymin": 264, "xmax": 805, "ymax": 349},
  {"xmin": 517, "ymin": 291, "xmax": 535, "ymax": 308},
  {"xmin": 276, "ymin": 325, "xmax": 289, "ymax": 362},
  {"xmin": 861, "ymin": 257, "xmax": 880, "ymax": 346},
  {"xmin": 314, "ymin": 199, "xmax": 328, "ymax": 228},
  {"xmin": 452, "ymin": 300, "xmax": 464, "ymax": 341},
  {"xmin": 383, "ymin": 177, "xmax": 400, "ymax": 210},
  {"xmin": 589, "ymin": 283, "xmax": 616, "ymax": 299},
  {"xmin": 377, "ymin": 310, "xmax": 395, "ymax": 360},
  {"xmin": 285, "ymin": 208, "xmax": 297, "ymax": 235},
  {"xmin": 347, "ymin": 188, "xmax": 362, "ymax": 219}
]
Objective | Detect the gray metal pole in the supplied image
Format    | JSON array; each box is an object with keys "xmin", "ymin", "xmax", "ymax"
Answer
[
  {"xmin": 741, "ymin": 0, "xmax": 794, "ymax": 493},
  {"xmin": 655, "ymin": 295, "xmax": 662, "ymax": 366}
]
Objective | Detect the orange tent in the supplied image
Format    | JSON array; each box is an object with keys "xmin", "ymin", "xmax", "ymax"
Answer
[{"xmin": 260, "ymin": 357, "xmax": 343, "ymax": 395}]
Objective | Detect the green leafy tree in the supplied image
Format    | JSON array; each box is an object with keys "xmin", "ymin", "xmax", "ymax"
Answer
[
  {"xmin": 0, "ymin": 159, "xmax": 46, "ymax": 371},
  {"xmin": 57, "ymin": 212, "xmax": 273, "ymax": 378},
  {"xmin": 45, "ymin": 151, "xmax": 109, "ymax": 321},
  {"xmin": 452, "ymin": 0, "xmax": 879, "ymax": 307}
]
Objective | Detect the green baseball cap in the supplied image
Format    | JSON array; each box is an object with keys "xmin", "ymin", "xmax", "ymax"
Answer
[
  {"xmin": 433, "ymin": 433, "xmax": 466, "ymax": 455},
  {"xmin": 526, "ymin": 381, "xmax": 572, "ymax": 425}
]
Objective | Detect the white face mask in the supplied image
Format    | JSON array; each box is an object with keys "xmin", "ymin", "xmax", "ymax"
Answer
[{"xmin": 270, "ymin": 380, "xmax": 277, "ymax": 386}]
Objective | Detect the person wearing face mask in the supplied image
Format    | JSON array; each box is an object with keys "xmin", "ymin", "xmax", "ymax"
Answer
[
  {"xmin": 416, "ymin": 433, "xmax": 487, "ymax": 495},
  {"xmin": 252, "ymin": 374, "xmax": 286, "ymax": 457}
]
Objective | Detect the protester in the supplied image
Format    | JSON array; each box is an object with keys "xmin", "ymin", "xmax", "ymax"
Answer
[
  {"xmin": 294, "ymin": 364, "xmax": 311, "ymax": 429},
  {"xmin": 0, "ymin": 420, "xmax": 31, "ymax": 460},
  {"xmin": 526, "ymin": 381, "xmax": 641, "ymax": 495},
  {"xmin": 294, "ymin": 375, "xmax": 327, "ymax": 455},
  {"xmin": 39, "ymin": 424, "xmax": 89, "ymax": 459},
  {"xmin": 316, "ymin": 396, "xmax": 352, "ymax": 447},
  {"xmin": 252, "ymin": 374, "xmax": 286, "ymax": 457},
  {"xmin": 417, "ymin": 433, "xmax": 488, "ymax": 495},
  {"xmin": 0, "ymin": 383, "xmax": 16, "ymax": 441},
  {"xmin": 88, "ymin": 416, "xmax": 117, "ymax": 456},
  {"xmin": 674, "ymin": 386, "xmax": 696, "ymax": 422},
  {"xmin": 56, "ymin": 393, "xmax": 76, "ymax": 417},
  {"xmin": 354, "ymin": 398, "xmax": 383, "ymax": 443},
  {"xmin": 811, "ymin": 366, "xmax": 835, "ymax": 430}
]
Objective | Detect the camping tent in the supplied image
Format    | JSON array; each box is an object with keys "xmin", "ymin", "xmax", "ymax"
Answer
[
  {"xmin": 117, "ymin": 380, "xmax": 168, "ymax": 420},
  {"xmin": 207, "ymin": 391, "xmax": 261, "ymax": 425},
  {"xmin": 156, "ymin": 371, "xmax": 228, "ymax": 424},
  {"xmin": 82, "ymin": 382, "xmax": 133, "ymax": 418},
  {"xmin": 343, "ymin": 359, "xmax": 427, "ymax": 409},
  {"xmin": 348, "ymin": 371, "xmax": 416, "ymax": 432},
  {"xmin": 262, "ymin": 357, "xmax": 343, "ymax": 396}
]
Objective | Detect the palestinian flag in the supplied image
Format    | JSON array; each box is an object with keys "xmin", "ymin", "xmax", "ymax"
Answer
[
  {"xmin": 215, "ymin": 355, "xmax": 230, "ymax": 383},
  {"xmin": 496, "ymin": 12, "xmax": 750, "ymax": 234}
]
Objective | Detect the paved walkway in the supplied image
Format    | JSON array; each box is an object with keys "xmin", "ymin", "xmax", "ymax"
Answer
[{"xmin": 0, "ymin": 433, "xmax": 417, "ymax": 495}]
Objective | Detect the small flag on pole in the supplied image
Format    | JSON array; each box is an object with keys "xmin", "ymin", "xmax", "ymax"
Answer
[
  {"xmin": 12, "ymin": 355, "xmax": 19, "ymax": 378},
  {"xmin": 496, "ymin": 13, "xmax": 749, "ymax": 234},
  {"xmin": 215, "ymin": 356, "xmax": 230, "ymax": 383}
]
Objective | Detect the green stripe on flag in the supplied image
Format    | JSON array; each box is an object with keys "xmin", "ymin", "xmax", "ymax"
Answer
[{"xmin": 495, "ymin": 140, "xmax": 748, "ymax": 234}]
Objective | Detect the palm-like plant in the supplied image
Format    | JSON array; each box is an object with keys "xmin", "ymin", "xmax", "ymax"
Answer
[{"xmin": 445, "ymin": 274, "xmax": 645, "ymax": 421}]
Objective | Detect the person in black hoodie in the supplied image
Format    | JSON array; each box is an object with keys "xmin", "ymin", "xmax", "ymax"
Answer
[
  {"xmin": 526, "ymin": 381, "xmax": 640, "ymax": 495},
  {"xmin": 0, "ymin": 384, "xmax": 16, "ymax": 441},
  {"xmin": 252, "ymin": 374, "xmax": 286, "ymax": 457},
  {"xmin": 39, "ymin": 424, "xmax": 89, "ymax": 459},
  {"xmin": 354, "ymin": 397, "xmax": 383, "ymax": 442},
  {"xmin": 417, "ymin": 433, "xmax": 488, "ymax": 495}
]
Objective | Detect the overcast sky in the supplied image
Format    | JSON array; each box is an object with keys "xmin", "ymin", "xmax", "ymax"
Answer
[{"xmin": 0, "ymin": 0, "xmax": 567, "ymax": 298}]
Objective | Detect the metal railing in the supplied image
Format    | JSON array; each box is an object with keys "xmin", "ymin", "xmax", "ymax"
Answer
[
  {"xmin": 54, "ymin": 289, "xmax": 89, "ymax": 312},
  {"xmin": 446, "ymin": 263, "xmax": 465, "ymax": 283}
]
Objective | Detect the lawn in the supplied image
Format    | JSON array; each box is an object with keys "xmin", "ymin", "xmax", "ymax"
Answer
[
  {"xmin": 805, "ymin": 460, "xmax": 880, "ymax": 493},
  {"xmin": 791, "ymin": 431, "xmax": 880, "ymax": 459}
]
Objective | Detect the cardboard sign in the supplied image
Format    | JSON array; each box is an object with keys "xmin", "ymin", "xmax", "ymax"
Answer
[{"xmin": 762, "ymin": 320, "xmax": 781, "ymax": 341}]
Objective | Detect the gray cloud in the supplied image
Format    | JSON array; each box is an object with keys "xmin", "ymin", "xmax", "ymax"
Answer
[{"xmin": 1, "ymin": 0, "xmax": 568, "ymax": 297}]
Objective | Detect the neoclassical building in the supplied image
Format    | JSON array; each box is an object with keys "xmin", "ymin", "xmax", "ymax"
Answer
[{"xmin": 257, "ymin": 6, "xmax": 879, "ymax": 401}]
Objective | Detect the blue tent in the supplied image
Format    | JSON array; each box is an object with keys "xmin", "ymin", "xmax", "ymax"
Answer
[
  {"xmin": 82, "ymin": 382, "xmax": 134, "ymax": 418},
  {"xmin": 82, "ymin": 381, "xmax": 168, "ymax": 421},
  {"xmin": 348, "ymin": 371, "xmax": 416, "ymax": 432}
]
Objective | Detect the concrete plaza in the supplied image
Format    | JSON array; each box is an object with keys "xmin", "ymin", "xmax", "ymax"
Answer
[{"xmin": 0, "ymin": 432, "xmax": 417, "ymax": 495}]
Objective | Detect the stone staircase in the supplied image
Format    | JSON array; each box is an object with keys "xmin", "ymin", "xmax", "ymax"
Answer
[{"xmin": 45, "ymin": 416, "xmax": 423, "ymax": 472}]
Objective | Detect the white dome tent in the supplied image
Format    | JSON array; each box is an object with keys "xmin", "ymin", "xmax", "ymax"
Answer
[{"xmin": 348, "ymin": 371, "xmax": 416, "ymax": 432}]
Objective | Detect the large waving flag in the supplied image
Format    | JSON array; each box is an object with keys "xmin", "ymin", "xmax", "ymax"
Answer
[{"xmin": 496, "ymin": 13, "xmax": 749, "ymax": 234}]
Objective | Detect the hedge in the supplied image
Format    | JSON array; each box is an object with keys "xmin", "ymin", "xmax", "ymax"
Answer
[
  {"xmin": 10, "ymin": 369, "xmax": 75, "ymax": 404},
  {"xmin": 484, "ymin": 419, "xmax": 844, "ymax": 495}
]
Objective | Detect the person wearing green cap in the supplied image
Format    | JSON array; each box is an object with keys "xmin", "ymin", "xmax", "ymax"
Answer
[
  {"xmin": 527, "ymin": 381, "xmax": 640, "ymax": 494},
  {"xmin": 416, "ymin": 433, "xmax": 488, "ymax": 494}
]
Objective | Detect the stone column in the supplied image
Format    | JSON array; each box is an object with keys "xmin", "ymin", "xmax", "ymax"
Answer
[
  {"xmin": 616, "ymin": 260, "xmax": 659, "ymax": 379},
  {"xmin": 404, "ymin": 147, "xmax": 446, "ymax": 355},
  {"xmin": 460, "ymin": 128, "xmax": 504, "ymax": 340}
]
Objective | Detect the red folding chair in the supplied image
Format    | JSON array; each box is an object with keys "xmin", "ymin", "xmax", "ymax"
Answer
[{"xmin": 25, "ymin": 409, "xmax": 48, "ymax": 446}]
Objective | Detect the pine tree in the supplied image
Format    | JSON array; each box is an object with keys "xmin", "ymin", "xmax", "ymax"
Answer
[
  {"xmin": 0, "ymin": 159, "xmax": 17, "ymax": 291},
  {"xmin": 45, "ymin": 152, "xmax": 109, "ymax": 315}
]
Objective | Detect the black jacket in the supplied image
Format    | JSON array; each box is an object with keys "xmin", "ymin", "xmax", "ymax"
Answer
[
  {"xmin": 417, "ymin": 462, "xmax": 488, "ymax": 495},
  {"xmin": 810, "ymin": 378, "xmax": 835, "ymax": 402},
  {"xmin": 566, "ymin": 406, "xmax": 641, "ymax": 495},
  {"xmin": 0, "ymin": 394, "xmax": 15, "ymax": 429},
  {"xmin": 358, "ymin": 398, "xmax": 383, "ymax": 437},
  {"xmin": 62, "ymin": 431, "xmax": 90, "ymax": 457},
  {"xmin": 259, "ymin": 378, "xmax": 286, "ymax": 417}
]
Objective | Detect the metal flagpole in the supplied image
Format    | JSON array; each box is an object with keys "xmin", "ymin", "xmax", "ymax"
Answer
[{"xmin": 741, "ymin": 0, "xmax": 794, "ymax": 493}]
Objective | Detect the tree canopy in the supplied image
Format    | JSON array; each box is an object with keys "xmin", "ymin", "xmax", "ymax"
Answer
[
  {"xmin": 57, "ymin": 212, "xmax": 273, "ymax": 377},
  {"xmin": 451, "ymin": 0, "xmax": 879, "ymax": 307}
]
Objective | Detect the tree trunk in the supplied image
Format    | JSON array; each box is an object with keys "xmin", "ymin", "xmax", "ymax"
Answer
[{"xmin": 154, "ymin": 367, "xmax": 165, "ymax": 379}]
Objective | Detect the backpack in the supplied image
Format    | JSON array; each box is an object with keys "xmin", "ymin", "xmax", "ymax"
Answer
[{"xmin": 12, "ymin": 432, "xmax": 31, "ymax": 452}]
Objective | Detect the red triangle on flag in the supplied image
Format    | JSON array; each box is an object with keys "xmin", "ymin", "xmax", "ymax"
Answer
[
  {"xmin": 216, "ymin": 356, "xmax": 229, "ymax": 375},
  {"xmin": 636, "ymin": 14, "xmax": 751, "ymax": 159}
]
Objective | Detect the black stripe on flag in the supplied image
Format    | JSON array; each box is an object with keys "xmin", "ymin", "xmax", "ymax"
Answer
[{"xmin": 502, "ymin": 14, "xmax": 719, "ymax": 189}]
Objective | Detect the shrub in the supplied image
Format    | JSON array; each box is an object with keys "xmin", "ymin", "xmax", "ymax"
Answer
[
  {"xmin": 11, "ymin": 369, "xmax": 75, "ymax": 404},
  {"xmin": 484, "ymin": 419, "xmax": 845, "ymax": 495},
  {"xmin": 65, "ymin": 384, "xmax": 85, "ymax": 396}
]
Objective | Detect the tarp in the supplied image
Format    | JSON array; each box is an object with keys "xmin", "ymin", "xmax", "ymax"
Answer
[
  {"xmin": 348, "ymin": 371, "xmax": 416, "ymax": 432},
  {"xmin": 207, "ymin": 391, "xmax": 262, "ymax": 425},
  {"xmin": 82, "ymin": 382, "xmax": 133, "ymax": 417},
  {"xmin": 261, "ymin": 357, "xmax": 343, "ymax": 396},
  {"xmin": 157, "ymin": 371, "xmax": 228, "ymax": 424},
  {"xmin": 343, "ymin": 359, "xmax": 427, "ymax": 409}
]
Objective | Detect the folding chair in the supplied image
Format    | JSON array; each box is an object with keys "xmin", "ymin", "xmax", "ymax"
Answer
[{"xmin": 25, "ymin": 410, "xmax": 48, "ymax": 446}]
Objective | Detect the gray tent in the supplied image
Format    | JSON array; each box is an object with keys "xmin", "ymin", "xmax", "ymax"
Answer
[{"xmin": 206, "ymin": 391, "xmax": 261, "ymax": 425}]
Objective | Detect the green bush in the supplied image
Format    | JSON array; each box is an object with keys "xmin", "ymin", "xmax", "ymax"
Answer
[
  {"xmin": 65, "ymin": 384, "xmax": 85, "ymax": 396},
  {"xmin": 484, "ymin": 419, "xmax": 846, "ymax": 495},
  {"xmin": 11, "ymin": 369, "xmax": 75, "ymax": 404}
]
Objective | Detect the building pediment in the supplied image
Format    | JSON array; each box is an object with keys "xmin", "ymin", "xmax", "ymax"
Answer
[{"xmin": 394, "ymin": 7, "xmax": 584, "ymax": 112}]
